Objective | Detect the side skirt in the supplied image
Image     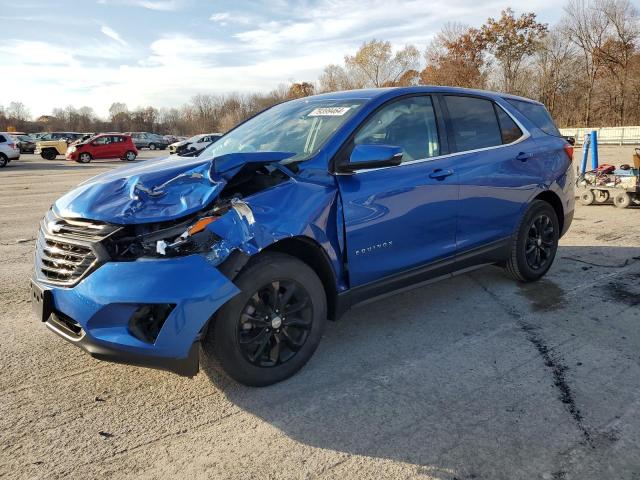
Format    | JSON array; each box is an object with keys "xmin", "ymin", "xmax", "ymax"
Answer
[{"xmin": 335, "ymin": 237, "xmax": 511, "ymax": 318}]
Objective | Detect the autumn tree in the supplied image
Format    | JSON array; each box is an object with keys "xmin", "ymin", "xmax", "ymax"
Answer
[
  {"xmin": 481, "ymin": 8, "xmax": 548, "ymax": 93},
  {"xmin": 420, "ymin": 23, "xmax": 487, "ymax": 88},
  {"xmin": 287, "ymin": 82, "xmax": 315, "ymax": 98}
]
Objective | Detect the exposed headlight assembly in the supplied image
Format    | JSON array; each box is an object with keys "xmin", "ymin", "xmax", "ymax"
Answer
[{"xmin": 104, "ymin": 215, "xmax": 221, "ymax": 260}]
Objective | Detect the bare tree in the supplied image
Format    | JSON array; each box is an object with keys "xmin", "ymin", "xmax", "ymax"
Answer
[
  {"xmin": 318, "ymin": 64, "xmax": 360, "ymax": 92},
  {"xmin": 596, "ymin": 0, "xmax": 639, "ymax": 124},
  {"xmin": 344, "ymin": 39, "xmax": 420, "ymax": 88},
  {"xmin": 562, "ymin": 0, "xmax": 611, "ymax": 125},
  {"xmin": 534, "ymin": 28, "xmax": 579, "ymax": 117},
  {"xmin": 6, "ymin": 102, "xmax": 31, "ymax": 122}
]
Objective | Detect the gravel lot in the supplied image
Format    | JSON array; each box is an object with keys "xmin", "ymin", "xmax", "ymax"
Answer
[{"xmin": 1, "ymin": 146, "xmax": 639, "ymax": 480}]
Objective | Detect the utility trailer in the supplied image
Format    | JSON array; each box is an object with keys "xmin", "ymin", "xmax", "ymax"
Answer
[{"xmin": 577, "ymin": 158, "xmax": 640, "ymax": 209}]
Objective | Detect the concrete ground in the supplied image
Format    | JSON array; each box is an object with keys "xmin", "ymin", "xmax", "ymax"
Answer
[{"xmin": 1, "ymin": 147, "xmax": 639, "ymax": 480}]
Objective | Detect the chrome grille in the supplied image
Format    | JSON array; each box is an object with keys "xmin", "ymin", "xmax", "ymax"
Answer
[{"xmin": 35, "ymin": 211, "xmax": 120, "ymax": 286}]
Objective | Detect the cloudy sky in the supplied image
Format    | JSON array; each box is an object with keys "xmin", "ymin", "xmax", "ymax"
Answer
[{"xmin": 0, "ymin": 0, "xmax": 563, "ymax": 118}]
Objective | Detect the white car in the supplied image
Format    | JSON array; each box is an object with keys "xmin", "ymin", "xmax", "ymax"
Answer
[
  {"xmin": 169, "ymin": 133, "xmax": 222, "ymax": 155},
  {"xmin": 0, "ymin": 132, "xmax": 20, "ymax": 167}
]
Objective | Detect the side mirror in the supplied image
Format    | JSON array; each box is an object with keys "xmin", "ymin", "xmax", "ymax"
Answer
[{"xmin": 339, "ymin": 144, "xmax": 403, "ymax": 173}]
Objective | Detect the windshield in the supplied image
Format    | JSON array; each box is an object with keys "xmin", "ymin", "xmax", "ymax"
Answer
[
  {"xmin": 186, "ymin": 135, "xmax": 204, "ymax": 143},
  {"xmin": 201, "ymin": 98, "xmax": 365, "ymax": 162}
]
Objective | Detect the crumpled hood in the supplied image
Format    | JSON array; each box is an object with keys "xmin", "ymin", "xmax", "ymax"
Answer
[{"xmin": 53, "ymin": 152, "xmax": 294, "ymax": 224}]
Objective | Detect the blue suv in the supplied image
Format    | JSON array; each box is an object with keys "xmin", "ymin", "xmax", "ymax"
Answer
[{"xmin": 31, "ymin": 87, "xmax": 574, "ymax": 386}]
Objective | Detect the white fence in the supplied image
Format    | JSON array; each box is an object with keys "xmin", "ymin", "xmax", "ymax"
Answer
[{"xmin": 559, "ymin": 126, "xmax": 640, "ymax": 145}]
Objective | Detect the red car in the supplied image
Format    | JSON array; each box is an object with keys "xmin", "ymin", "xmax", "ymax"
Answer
[{"xmin": 66, "ymin": 134, "xmax": 138, "ymax": 163}]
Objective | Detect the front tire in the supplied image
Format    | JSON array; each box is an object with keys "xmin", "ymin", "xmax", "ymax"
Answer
[
  {"xmin": 77, "ymin": 152, "xmax": 92, "ymax": 163},
  {"xmin": 41, "ymin": 149, "xmax": 57, "ymax": 160},
  {"xmin": 578, "ymin": 189, "xmax": 595, "ymax": 206},
  {"xmin": 504, "ymin": 200, "xmax": 559, "ymax": 283},
  {"xmin": 202, "ymin": 252, "xmax": 326, "ymax": 387}
]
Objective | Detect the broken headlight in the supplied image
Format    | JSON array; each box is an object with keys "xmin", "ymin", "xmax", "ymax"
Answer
[{"xmin": 104, "ymin": 216, "xmax": 221, "ymax": 260}]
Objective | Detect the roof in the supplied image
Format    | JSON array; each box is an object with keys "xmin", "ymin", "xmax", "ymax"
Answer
[{"xmin": 306, "ymin": 86, "xmax": 542, "ymax": 105}]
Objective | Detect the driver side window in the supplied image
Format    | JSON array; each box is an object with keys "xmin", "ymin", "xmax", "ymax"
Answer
[{"xmin": 354, "ymin": 96, "xmax": 440, "ymax": 163}]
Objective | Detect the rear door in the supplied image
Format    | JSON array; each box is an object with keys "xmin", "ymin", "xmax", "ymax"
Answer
[
  {"xmin": 337, "ymin": 95, "xmax": 459, "ymax": 287},
  {"xmin": 440, "ymin": 94, "xmax": 539, "ymax": 256},
  {"xmin": 110, "ymin": 135, "xmax": 126, "ymax": 158}
]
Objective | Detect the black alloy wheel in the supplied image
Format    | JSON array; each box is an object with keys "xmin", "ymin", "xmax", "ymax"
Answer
[
  {"xmin": 504, "ymin": 200, "xmax": 559, "ymax": 282},
  {"xmin": 238, "ymin": 280, "xmax": 313, "ymax": 367},
  {"xmin": 201, "ymin": 251, "xmax": 326, "ymax": 387},
  {"xmin": 525, "ymin": 214, "xmax": 555, "ymax": 271}
]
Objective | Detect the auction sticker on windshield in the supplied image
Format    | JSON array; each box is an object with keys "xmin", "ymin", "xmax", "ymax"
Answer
[{"xmin": 308, "ymin": 107, "xmax": 352, "ymax": 116}]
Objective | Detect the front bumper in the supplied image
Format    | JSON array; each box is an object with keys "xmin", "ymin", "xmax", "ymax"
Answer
[{"xmin": 32, "ymin": 255, "xmax": 240, "ymax": 376}]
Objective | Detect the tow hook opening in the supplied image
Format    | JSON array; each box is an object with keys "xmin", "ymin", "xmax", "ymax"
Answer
[{"xmin": 128, "ymin": 304, "xmax": 176, "ymax": 344}]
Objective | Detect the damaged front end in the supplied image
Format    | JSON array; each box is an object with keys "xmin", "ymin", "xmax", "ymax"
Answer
[{"xmin": 34, "ymin": 152, "xmax": 303, "ymax": 376}]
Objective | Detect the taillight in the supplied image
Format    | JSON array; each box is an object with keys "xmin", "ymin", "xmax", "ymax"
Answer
[
  {"xmin": 9, "ymin": 143, "xmax": 18, "ymax": 150},
  {"xmin": 563, "ymin": 143, "xmax": 573, "ymax": 160}
]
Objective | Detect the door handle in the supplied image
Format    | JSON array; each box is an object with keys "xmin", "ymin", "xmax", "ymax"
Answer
[
  {"xmin": 429, "ymin": 168, "xmax": 454, "ymax": 180},
  {"xmin": 516, "ymin": 152, "xmax": 534, "ymax": 162}
]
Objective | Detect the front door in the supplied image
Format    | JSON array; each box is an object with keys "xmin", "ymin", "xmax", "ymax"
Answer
[{"xmin": 337, "ymin": 95, "xmax": 459, "ymax": 287}]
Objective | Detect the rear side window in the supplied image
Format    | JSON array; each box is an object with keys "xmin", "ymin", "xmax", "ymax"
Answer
[
  {"xmin": 445, "ymin": 96, "xmax": 502, "ymax": 152},
  {"xmin": 495, "ymin": 105, "xmax": 523, "ymax": 144},
  {"xmin": 355, "ymin": 96, "xmax": 440, "ymax": 162},
  {"xmin": 506, "ymin": 99, "xmax": 560, "ymax": 136},
  {"xmin": 0, "ymin": 135, "xmax": 6, "ymax": 143}
]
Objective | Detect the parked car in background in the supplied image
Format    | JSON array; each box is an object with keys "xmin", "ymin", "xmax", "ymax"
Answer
[
  {"xmin": 169, "ymin": 133, "xmax": 223, "ymax": 155},
  {"xmin": 65, "ymin": 134, "xmax": 138, "ymax": 163},
  {"xmin": 125, "ymin": 132, "xmax": 169, "ymax": 150},
  {"xmin": 31, "ymin": 87, "xmax": 574, "ymax": 386},
  {"xmin": 35, "ymin": 132, "xmax": 83, "ymax": 160},
  {"xmin": 0, "ymin": 132, "xmax": 20, "ymax": 167},
  {"xmin": 12, "ymin": 134, "xmax": 37, "ymax": 153}
]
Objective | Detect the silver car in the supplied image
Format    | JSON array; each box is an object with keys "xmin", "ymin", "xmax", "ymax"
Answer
[{"xmin": 0, "ymin": 132, "xmax": 20, "ymax": 167}]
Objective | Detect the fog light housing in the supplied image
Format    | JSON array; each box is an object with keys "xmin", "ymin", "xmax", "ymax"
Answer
[{"xmin": 128, "ymin": 304, "xmax": 175, "ymax": 344}]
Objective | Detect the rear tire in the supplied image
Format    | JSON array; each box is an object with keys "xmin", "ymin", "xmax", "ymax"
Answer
[
  {"xmin": 124, "ymin": 150, "xmax": 137, "ymax": 161},
  {"xmin": 202, "ymin": 252, "xmax": 326, "ymax": 387},
  {"xmin": 0, "ymin": 154, "xmax": 7, "ymax": 168},
  {"xmin": 148, "ymin": 143, "xmax": 156, "ymax": 151},
  {"xmin": 504, "ymin": 200, "xmax": 559, "ymax": 283},
  {"xmin": 613, "ymin": 192, "xmax": 631, "ymax": 209}
]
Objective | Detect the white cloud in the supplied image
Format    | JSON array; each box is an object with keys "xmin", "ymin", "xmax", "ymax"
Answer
[
  {"xmin": 134, "ymin": 0, "xmax": 179, "ymax": 10},
  {"xmin": 210, "ymin": 12, "xmax": 252, "ymax": 26},
  {"xmin": 101, "ymin": 25, "xmax": 128, "ymax": 46},
  {"xmin": 98, "ymin": 0, "xmax": 182, "ymax": 10}
]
